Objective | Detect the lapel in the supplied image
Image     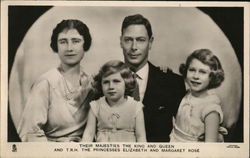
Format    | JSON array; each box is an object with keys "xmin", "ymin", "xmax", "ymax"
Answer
[{"xmin": 142, "ymin": 62, "xmax": 157, "ymax": 107}]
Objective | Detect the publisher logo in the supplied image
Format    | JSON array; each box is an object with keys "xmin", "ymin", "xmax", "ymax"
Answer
[
  {"xmin": 226, "ymin": 145, "xmax": 240, "ymax": 148},
  {"xmin": 12, "ymin": 144, "xmax": 17, "ymax": 152}
]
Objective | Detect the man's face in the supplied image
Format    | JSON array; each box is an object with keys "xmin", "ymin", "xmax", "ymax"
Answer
[{"xmin": 120, "ymin": 25, "xmax": 153, "ymax": 71}]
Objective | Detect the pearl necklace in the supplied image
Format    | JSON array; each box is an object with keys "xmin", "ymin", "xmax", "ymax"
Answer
[
  {"xmin": 62, "ymin": 76, "xmax": 79, "ymax": 101},
  {"xmin": 58, "ymin": 66, "xmax": 80, "ymax": 101}
]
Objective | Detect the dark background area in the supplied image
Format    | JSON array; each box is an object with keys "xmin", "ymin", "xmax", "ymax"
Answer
[{"xmin": 8, "ymin": 6, "xmax": 244, "ymax": 142}]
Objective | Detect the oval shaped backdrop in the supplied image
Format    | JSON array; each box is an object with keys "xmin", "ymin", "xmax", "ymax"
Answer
[{"xmin": 9, "ymin": 6, "xmax": 242, "ymax": 133}]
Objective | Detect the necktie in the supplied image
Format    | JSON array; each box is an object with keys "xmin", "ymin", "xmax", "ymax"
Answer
[{"xmin": 133, "ymin": 73, "xmax": 140, "ymax": 101}]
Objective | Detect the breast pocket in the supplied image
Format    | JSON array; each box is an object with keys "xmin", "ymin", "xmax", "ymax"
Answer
[
  {"xmin": 154, "ymin": 102, "xmax": 173, "ymax": 120},
  {"xmin": 156, "ymin": 105, "xmax": 168, "ymax": 113}
]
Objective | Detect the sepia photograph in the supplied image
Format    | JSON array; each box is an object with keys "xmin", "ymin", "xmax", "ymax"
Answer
[{"xmin": 1, "ymin": 1, "xmax": 249, "ymax": 158}]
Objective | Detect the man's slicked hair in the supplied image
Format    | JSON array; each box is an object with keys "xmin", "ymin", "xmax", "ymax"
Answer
[{"xmin": 121, "ymin": 14, "xmax": 153, "ymax": 38}]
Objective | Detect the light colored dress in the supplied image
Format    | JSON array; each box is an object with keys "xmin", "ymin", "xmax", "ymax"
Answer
[
  {"xmin": 170, "ymin": 90, "xmax": 227, "ymax": 142},
  {"xmin": 17, "ymin": 68, "xmax": 90, "ymax": 142},
  {"xmin": 90, "ymin": 96, "xmax": 143, "ymax": 142}
]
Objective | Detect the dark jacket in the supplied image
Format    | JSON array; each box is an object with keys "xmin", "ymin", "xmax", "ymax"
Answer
[{"xmin": 142, "ymin": 62, "xmax": 186, "ymax": 142}]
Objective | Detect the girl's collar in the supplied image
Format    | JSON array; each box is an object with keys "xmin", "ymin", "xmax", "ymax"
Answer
[
  {"xmin": 187, "ymin": 89, "xmax": 210, "ymax": 98},
  {"xmin": 104, "ymin": 96, "xmax": 128, "ymax": 108}
]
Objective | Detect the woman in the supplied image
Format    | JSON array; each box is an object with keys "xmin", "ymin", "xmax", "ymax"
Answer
[{"xmin": 17, "ymin": 19, "xmax": 92, "ymax": 142}]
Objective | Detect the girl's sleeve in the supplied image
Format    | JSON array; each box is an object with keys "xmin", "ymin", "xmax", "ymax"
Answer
[
  {"xmin": 135, "ymin": 102, "xmax": 144, "ymax": 117},
  {"xmin": 201, "ymin": 103, "xmax": 224, "ymax": 124},
  {"xmin": 89, "ymin": 101, "xmax": 99, "ymax": 118},
  {"xmin": 17, "ymin": 79, "xmax": 50, "ymax": 142}
]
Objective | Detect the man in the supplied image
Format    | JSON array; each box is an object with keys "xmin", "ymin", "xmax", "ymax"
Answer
[{"xmin": 120, "ymin": 14, "xmax": 186, "ymax": 142}]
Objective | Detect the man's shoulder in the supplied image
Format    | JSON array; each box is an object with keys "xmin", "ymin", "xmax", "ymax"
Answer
[{"xmin": 148, "ymin": 62, "xmax": 183, "ymax": 80}]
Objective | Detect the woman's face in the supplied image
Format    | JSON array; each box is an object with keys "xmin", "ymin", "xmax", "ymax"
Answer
[
  {"xmin": 57, "ymin": 28, "xmax": 85, "ymax": 66},
  {"xmin": 186, "ymin": 58, "xmax": 211, "ymax": 96},
  {"xmin": 102, "ymin": 72, "xmax": 126, "ymax": 105}
]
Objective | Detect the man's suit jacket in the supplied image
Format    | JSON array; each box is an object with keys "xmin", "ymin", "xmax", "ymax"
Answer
[{"xmin": 142, "ymin": 62, "xmax": 186, "ymax": 142}]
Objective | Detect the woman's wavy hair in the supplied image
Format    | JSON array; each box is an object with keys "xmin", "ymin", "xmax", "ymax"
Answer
[
  {"xmin": 92, "ymin": 60, "xmax": 136, "ymax": 99},
  {"xmin": 179, "ymin": 49, "xmax": 224, "ymax": 89},
  {"xmin": 50, "ymin": 19, "xmax": 92, "ymax": 52}
]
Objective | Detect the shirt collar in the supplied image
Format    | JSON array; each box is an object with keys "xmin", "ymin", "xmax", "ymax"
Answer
[{"xmin": 136, "ymin": 63, "xmax": 149, "ymax": 80}]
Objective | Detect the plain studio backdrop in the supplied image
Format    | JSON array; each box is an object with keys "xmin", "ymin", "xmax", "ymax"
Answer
[{"xmin": 8, "ymin": 6, "xmax": 242, "ymax": 141}]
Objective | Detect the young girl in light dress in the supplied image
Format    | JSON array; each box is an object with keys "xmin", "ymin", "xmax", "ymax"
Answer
[
  {"xmin": 170, "ymin": 49, "xmax": 228, "ymax": 142},
  {"xmin": 82, "ymin": 60, "xmax": 146, "ymax": 142}
]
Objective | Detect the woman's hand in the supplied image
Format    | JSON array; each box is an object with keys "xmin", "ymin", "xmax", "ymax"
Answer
[
  {"xmin": 69, "ymin": 74, "xmax": 93, "ymax": 106},
  {"xmin": 80, "ymin": 74, "xmax": 91, "ymax": 90}
]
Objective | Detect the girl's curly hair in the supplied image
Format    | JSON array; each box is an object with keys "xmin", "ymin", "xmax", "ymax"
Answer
[{"xmin": 92, "ymin": 60, "xmax": 136, "ymax": 100}]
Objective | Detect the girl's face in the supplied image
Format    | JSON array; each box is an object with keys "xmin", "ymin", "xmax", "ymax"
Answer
[
  {"xmin": 186, "ymin": 58, "xmax": 211, "ymax": 96},
  {"xmin": 57, "ymin": 28, "xmax": 85, "ymax": 66},
  {"xmin": 102, "ymin": 72, "xmax": 126, "ymax": 105}
]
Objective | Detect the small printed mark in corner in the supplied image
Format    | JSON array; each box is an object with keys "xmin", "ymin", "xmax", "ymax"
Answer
[
  {"xmin": 12, "ymin": 144, "xmax": 17, "ymax": 152},
  {"xmin": 226, "ymin": 144, "xmax": 240, "ymax": 148}
]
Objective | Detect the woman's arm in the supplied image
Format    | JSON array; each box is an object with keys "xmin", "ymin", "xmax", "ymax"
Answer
[
  {"xmin": 204, "ymin": 112, "xmax": 220, "ymax": 142},
  {"xmin": 17, "ymin": 80, "xmax": 50, "ymax": 142},
  {"xmin": 81, "ymin": 109, "xmax": 96, "ymax": 142},
  {"xmin": 135, "ymin": 110, "xmax": 147, "ymax": 142}
]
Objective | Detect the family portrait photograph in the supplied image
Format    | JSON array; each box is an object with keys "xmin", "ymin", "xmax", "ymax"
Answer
[{"xmin": 1, "ymin": 1, "xmax": 249, "ymax": 158}]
